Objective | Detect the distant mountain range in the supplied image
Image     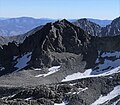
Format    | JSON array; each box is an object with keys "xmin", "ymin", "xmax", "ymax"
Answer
[
  {"xmin": 0, "ymin": 17, "xmax": 112, "ymax": 36},
  {"xmin": 87, "ymin": 18, "xmax": 112, "ymax": 27},
  {"xmin": 0, "ymin": 17, "xmax": 55, "ymax": 36}
]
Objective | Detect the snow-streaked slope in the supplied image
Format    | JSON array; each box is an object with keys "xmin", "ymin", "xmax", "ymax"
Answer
[
  {"xmin": 101, "ymin": 51, "xmax": 120, "ymax": 58},
  {"xmin": 62, "ymin": 65, "xmax": 120, "ymax": 82},
  {"xmin": 67, "ymin": 87, "xmax": 88, "ymax": 95},
  {"xmin": 62, "ymin": 51, "xmax": 120, "ymax": 82},
  {"xmin": 62, "ymin": 69, "xmax": 92, "ymax": 82},
  {"xmin": 2, "ymin": 94, "xmax": 16, "ymax": 100},
  {"xmin": 35, "ymin": 66, "xmax": 60, "ymax": 77},
  {"xmin": 91, "ymin": 85, "xmax": 120, "ymax": 105},
  {"xmin": 92, "ymin": 51, "xmax": 120, "ymax": 75},
  {"xmin": 15, "ymin": 52, "xmax": 32, "ymax": 70},
  {"xmin": 92, "ymin": 59, "xmax": 120, "ymax": 75}
]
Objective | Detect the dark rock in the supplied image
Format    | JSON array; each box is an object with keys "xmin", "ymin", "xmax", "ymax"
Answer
[{"xmin": 37, "ymin": 98, "xmax": 54, "ymax": 105}]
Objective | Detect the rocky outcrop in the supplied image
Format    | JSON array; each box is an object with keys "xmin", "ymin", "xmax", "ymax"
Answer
[
  {"xmin": 0, "ymin": 72, "xmax": 119, "ymax": 105},
  {"xmin": 94, "ymin": 35, "xmax": 120, "ymax": 51}
]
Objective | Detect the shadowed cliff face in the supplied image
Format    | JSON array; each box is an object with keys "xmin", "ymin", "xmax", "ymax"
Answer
[{"xmin": 94, "ymin": 35, "xmax": 120, "ymax": 51}]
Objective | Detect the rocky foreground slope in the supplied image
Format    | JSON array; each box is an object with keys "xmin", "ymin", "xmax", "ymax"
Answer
[
  {"xmin": 0, "ymin": 19, "xmax": 120, "ymax": 105},
  {"xmin": 0, "ymin": 72, "xmax": 120, "ymax": 105}
]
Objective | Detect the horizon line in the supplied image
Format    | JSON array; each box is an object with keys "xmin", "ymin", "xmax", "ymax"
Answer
[{"xmin": 0, "ymin": 16, "xmax": 118, "ymax": 20}]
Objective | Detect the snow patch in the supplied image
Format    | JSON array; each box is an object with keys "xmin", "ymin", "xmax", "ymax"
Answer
[
  {"xmin": 92, "ymin": 59, "xmax": 120, "ymax": 75},
  {"xmin": 34, "ymin": 68, "xmax": 42, "ymax": 71},
  {"xmin": 68, "ymin": 87, "xmax": 88, "ymax": 94},
  {"xmin": 2, "ymin": 94, "xmax": 16, "ymax": 99},
  {"xmin": 93, "ymin": 51, "xmax": 120, "ymax": 75},
  {"xmin": 35, "ymin": 66, "xmax": 60, "ymax": 77},
  {"xmin": 91, "ymin": 85, "xmax": 120, "ymax": 105},
  {"xmin": 25, "ymin": 97, "xmax": 32, "ymax": 101},
  {"xmin": 0, "ymin": 67, "xmax": 5, "ymax": 71},
  {"xmin": 62, "ymin": 69, "xmax": 92, "ymax": 82},
  {"xmin": 15, "ymin": 52, "xmax": 32, "ymax": 71}
]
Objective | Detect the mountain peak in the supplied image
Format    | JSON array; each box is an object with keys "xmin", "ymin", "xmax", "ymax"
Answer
[
  {"xmin": 54, "ymin": 19, "xmax": 73, "ymax": 25},
  {"xmin": 0, "ymin": 19, "xmax": 92, "ymax": 74},
  {"xmin": 52, "ymin": 19, "xmax": 76, "ymax": 29},
  {"xmin": 60, "ymin": 19, "xmax": 69, "ymax": 23}
]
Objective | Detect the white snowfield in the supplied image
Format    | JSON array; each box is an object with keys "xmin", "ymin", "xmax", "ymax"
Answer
[
  {"xmin": 15, "ymin": 52, "xmax": 32, "ymax": 71},
  {"xmin": 35, "ymin": 66, "xmax": 60, "ymax": 77},
  {"xmin": 91, "ymin": 85, "xmax": 120, "ymax": 105}
]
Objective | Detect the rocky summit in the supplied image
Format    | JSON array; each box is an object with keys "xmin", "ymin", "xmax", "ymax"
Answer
[{"xmin": 0, "ymin": 19, "xmax": 120, "ymax": 105}]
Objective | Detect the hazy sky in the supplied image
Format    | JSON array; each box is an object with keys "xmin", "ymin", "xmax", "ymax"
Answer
[{"xmin": 0, "ymin": 0, "xmax": 120, "ymax": 19}]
